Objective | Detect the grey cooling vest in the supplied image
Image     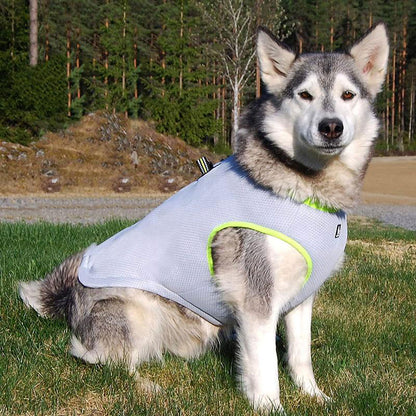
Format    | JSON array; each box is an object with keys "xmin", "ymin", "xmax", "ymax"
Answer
[{"xmin": 79, "ymin": 156, "xmax": 347, "ymax": 326}]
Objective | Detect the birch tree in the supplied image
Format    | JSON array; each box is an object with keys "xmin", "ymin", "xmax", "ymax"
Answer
[
  {"xmin": 200, "ymin": 0, "xmax": 291, "ymax": 149},
  {"xmin": 200, "ymin": 0, "xmax": 256, "ymax": 149}
]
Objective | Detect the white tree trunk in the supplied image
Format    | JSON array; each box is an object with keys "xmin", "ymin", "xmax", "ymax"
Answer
[
  {"xmin": 200, "ymin": 0, "xmax": 291, "ymax": 149},
  {"xmin": 231, "ymin": 77, "xmax": 240, "ymax": 150},
  {"xmin": 29, "ymin": 0, "xmax": 38, "ymax": 66}
]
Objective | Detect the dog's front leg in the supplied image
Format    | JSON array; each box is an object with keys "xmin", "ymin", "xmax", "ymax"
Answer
[
  {"xmin": 284, "ymin": 295, "xmax": 330, "ymax": 402},
  {"xmin": 236, "ymin": 310, "xmax": 283, "ymax": 412},
  {"xmin": 212, "ymin": 229, "xmax": 298, "ymax": 413}
]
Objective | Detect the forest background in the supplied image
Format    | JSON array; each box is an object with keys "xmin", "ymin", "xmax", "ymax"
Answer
[{"xmin": 1, "ymin": 0, "xmax": 415, "ymax": 154}]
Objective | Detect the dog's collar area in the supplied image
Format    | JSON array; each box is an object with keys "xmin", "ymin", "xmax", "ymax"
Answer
[
  {"xmin": 287, "ymin": 190, "xmax": 339, "ymax": 213},
  {"xmin": 196, "ymin": 157, "xmax": 338, "ymax": 213},
  {"xmin": 302, "ymin": 197, "xmax": 339, "ymax": 213},
  {"xmin": 260, "ymin": 135, "xmax": 319, "ymax": 177}
]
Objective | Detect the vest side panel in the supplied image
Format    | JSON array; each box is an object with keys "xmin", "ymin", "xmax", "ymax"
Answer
[{"xmin": 79, "ymin": 156, "xmax": 347, "ymax": 324}]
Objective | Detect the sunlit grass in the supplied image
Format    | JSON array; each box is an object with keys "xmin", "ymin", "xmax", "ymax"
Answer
[{"xmin": 0, "ymin": 218, "xmax": 414, "ymax": 415}]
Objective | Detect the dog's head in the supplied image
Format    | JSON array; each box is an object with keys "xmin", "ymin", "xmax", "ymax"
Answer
[{"xmin": 257, "ymin": 24, "xmax": 389, "ymax": 170}]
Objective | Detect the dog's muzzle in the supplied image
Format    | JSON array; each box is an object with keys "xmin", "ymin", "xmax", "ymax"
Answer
[{"xmin": 318, "ymin": 118, "xmax": 344, "ymax": 140}]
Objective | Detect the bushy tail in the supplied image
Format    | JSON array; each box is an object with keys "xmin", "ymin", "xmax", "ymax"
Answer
[{"xmin": 19, "ymin": 251, "xmax": 85, "ymax": 319}]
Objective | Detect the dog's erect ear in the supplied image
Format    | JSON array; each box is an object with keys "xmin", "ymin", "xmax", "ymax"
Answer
[
  {"xmin": 350, "ymin": 23, "xmax": 389, "ymax": 97},
  {"xmin": 257, "ymin": 27, "xmax": 296, "ymax": 94}
]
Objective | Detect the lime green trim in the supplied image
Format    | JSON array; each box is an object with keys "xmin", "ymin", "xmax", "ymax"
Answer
[
  {"xmin": 303, "ymin": 198, "xmax": 339, "ymax": 213},
  {"xmin": 287, "ymin": 191, "xmax": 339, "ymax": 213},
  {"xmin": 206, "ymin": 221, "xmax": 313, "ymax": 285}
]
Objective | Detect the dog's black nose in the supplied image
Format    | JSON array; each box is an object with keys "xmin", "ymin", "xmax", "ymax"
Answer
[{"xmin": 318, "ymin": 118, "xmax": 344, "ymax": 140}]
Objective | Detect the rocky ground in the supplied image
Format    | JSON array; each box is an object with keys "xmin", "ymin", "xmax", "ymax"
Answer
[
  {"xmin": 352, "ymin": 204, "xmax": 416, "ymax": 230},
  {"xmin": 0, "ymin": 114, "xmax": 415, "ymax": 230},
  {"xmin": 0, "ymin": 112, "xmax": 221, "ymax": 195}
]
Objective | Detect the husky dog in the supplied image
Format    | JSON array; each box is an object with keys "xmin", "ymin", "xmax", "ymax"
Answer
[{"xmin": 19, "ymin": 24, "xmax": 389, "ymax": 413}]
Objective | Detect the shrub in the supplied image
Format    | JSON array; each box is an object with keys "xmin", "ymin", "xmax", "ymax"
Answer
[{"xmin": 0, "ymin": 54, "xmax": 67, "ymax": 144}]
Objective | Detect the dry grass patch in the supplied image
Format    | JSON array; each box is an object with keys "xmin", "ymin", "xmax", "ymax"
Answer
[
  {"xmin": 348, "ymin": 239, "xmax": 416, "ymax": 264},
  {"xmin": 56, "ymin": 391, "xmax": 116, "ymax": 416}
]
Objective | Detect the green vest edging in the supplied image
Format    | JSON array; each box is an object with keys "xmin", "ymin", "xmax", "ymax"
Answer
[{"xmin": 207, "ymin": 221, "xmax": 313, "ymax": 285}]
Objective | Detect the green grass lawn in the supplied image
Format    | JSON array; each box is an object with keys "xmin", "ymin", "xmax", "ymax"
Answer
[{"xmin": 0, "ymin": 218, "xmax": 415, "ymax": 415}]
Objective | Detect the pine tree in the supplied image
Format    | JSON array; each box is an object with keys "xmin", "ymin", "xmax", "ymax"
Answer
[
  {"xmin": 2, "ymin": 0, "xmax": 416, "ymax": 152},
  {"xmin": 140, "ymin": 0, "xmax": 219, "ymax": 145}
]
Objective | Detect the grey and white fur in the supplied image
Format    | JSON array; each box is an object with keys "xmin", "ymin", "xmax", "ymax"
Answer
[{"xmin": 19, "ymin": 23, "xmax": 389, "ymax": 413}]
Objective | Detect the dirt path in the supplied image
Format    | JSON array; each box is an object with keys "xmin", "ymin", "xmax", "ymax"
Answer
[{"xmin": 361, "ymin": 156, "xmax": 416, "ymax": 205}]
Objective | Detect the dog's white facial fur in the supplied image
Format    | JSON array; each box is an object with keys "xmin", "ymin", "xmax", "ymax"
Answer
[
  {"xmin": 262, "ymin": 72, "xmax": 378, "ymax": 171},
  {"xmin": 292, "ymin": 72, "xmax": 379, "ymax": 169},
  {"xmin": 294, "ymin": 73, "xmax": 358, "ymax": 151},
  {"xmin": 257, "ymin": 24, "xmax": 389, "ymax": 171},
  {"xmin": 257, "ymin": 23, "xmax": 389, "ymax": 99}
]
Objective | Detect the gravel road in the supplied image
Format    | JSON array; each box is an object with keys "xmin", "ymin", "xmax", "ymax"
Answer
[
  {"xmin": 0, "ymin": 196, "xmax": 166, "ymax": 225},
  {"xmin": 0, "ymin": 196, "xmax": 414, "ymax": 231},
  {"xmin": 351, "ymin": 204, "xmax": 416, "ymax": 231}
]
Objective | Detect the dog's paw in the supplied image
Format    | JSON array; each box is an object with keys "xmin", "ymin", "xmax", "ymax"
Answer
[
  {"xmin": 311, "ymin": 388, "xmax": 332, "ymax": 404},
  {"xmin": 255, "ymin": 400, "xmax": 285, "ymax": 415},
  {"xmin": 300, "ymin": 382, "xmax": 331, "ymax": 404},
  {"xmin": 290, "ymin": 372, "xmax": 331, "ymax": 403},
  {"xmin": 247, "ymin": 393, "xmax": 285, "ymax": 415}
]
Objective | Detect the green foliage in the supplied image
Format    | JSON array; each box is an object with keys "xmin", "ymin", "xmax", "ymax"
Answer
[
  {"xmin": 0, "ymin": 124, "xmax": 33, "ymax": 146},
  {"xmin": 1, "ymin": 0, "xmax": 416, "ymax": 152},
  {"xmin": 90, "ymin": 0, "xmax": 142, "ymax": 117},
  {"xmin": 144, "ymin": 91, "xmax": 220, "ymax": 146},
  {"xmin": 0, "ymin": 53, "xmax": 67, "ymax": 144},
  {"xmin": 139, "ymin": 0, "xmax": 221, "ymax": 145},
  {"xmin": 69, "ymin": 64, "xmax": 85, "ymax": 119},
  {"xmin": 0, "ymin": 0, "xmax": 28, "ymax": 55}
]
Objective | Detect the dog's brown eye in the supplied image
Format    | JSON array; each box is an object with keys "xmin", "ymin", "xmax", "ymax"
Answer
[
  {"xmin": 299, "ymin": 91, "xmax": 313, "ymax": 101},
  {"xmin": 342, "ymin": 90, "xmax": 355, "ymax": 100}
]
